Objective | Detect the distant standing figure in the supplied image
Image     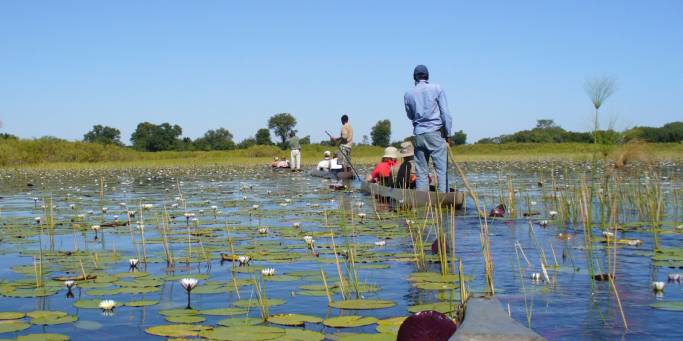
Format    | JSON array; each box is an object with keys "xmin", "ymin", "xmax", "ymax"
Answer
[
  {"xmin": 404, "ymin": 65, "xmax": 453, "ymax": 192},
  {"xmin": 288, "ymin": 131, "xmax": 301, "ymax": 172},
  {"xmin": 331, "ymin": 114, "xmax": 353, "ymax": 171}
]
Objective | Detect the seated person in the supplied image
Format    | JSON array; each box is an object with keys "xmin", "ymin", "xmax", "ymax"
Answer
[
  {"xmin": 271, "ymin": 157, "xmax": 290, "ymax": 168},
  {"xmin": 395, "ymin": 141, "xmax": 417, "ymax": 189},
  {"xmin": 365, "ymin": 147, "xmax": 399, "ymax": 187},
  {"xmin": 317, "ymin": 151, "xmax": 332, "ymax": 171},
  {"xmin": 329, "ymin": 152, "xmax": 343, "ymax": 171}
]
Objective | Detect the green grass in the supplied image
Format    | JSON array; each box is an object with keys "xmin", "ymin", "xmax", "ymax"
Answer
[{"xmin": 2, "ymin": 138, "xmax": 681, "ymax": 169}]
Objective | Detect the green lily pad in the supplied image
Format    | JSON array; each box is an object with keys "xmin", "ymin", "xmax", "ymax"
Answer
[
  {"xmin": 0, "ymin": 321, "xmax": 31, "ymax": 333},
  {"xmin": 144, "ymin": 324, "xmax": 211, "ymax": 337},
  {"xmin": 159, "ymin": 309, "xmax": 199, "ymax": 316},
  {"xmin": 0, "ymin": 312, "xmax": 25, "ymax": 320},
  {"xmin": 124, "ymin": 300, "xmax": 159, "ymax": 307},
  {"xmin": 278, "ymin": 328, "xmax": 324, "ymax": 341},
  {"xmin": 17, "ymin": 334, "xmax": 70, "ymax": 341},
  {"xmin": 323, "ymin": 315, "xmax": 378, "ymax": 328},
  {"xmin": 336, "ymin": 333, "xmax": 396, "ymax": 341},
  {"xmin": 31, "ymin": 314, "xmax": 78, "ymax": 325},
  {"xmin": 650, "ymin": 301, "xmax": 683, "ymax": 311},
  {"xmin": 407, "ymin": 301, "xmax": 455, "ymax": 314},
  {"xmin": 201, "ymin": 308, "xmax": 248, "ymax": 316},
  {"xmin": 233, "ymin": 298, "xmax": 286, "ymax": 308},
  {"xmin": 27, "ymin": 311, "xmax": 67, "ymax": 319},
  {"xmin": 217, "ymin": 317, "xmax": 263, "ymax": 327},
  {"xmin": 329, "ymin": 299, "xmax": 395, "ymax": 310},
  {"xmin": 376, "ymin": 316, "xmax": 406, "ymax": 334},
  {"xmin": 73, "ymin": 320, "xmax": 103, "ymax": 330},
  {"xmin": 267, "ymin": 313, "xmax": 322, "ymax": 326},
  {"xmin": 165, "ymin": 315, "xmax": 206, "ymax": 323},
  {"xmin": 73, "ymin": 299, "xmax": 117, "ymax": 309},
  {"xmin": 199, "ymin": 326, "xmax": 285, "ymax": 340}
]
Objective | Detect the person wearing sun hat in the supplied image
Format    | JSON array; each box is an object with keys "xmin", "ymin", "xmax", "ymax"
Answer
[
  {"xmin": 404, "ymin": 64, "xmax": 453, "ymax": 192},
  {"xmin": 317, "ymin": 150, "xmax": 333, "ymax": 171},
  {"xmin": 365, "ymin": 146, "xmax": 399, "ymax": 186},
  {"xmin": 396, "ymin": 141, "xmax": 417, "ymax": 189}
]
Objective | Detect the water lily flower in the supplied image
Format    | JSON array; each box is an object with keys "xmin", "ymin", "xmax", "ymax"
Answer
[
  {"xmin": 652, "ymin": 281, "xmax": 665, "ymax": 292},
  {"xmin": 171, "ymin": 203, "xmax": 179, "ymax": 209},
  {"xmin": 284, "ymin": 198, "xmax": 291, "ymax": 203},
  {"xmin": 530, "ymin": 201, "xmax": 537, "ymax": 206},
  {"xmin": 538, "ymin": 220, "xmax": 548, "ymax": 227},
  {"xmin": 69, "ymin": 204, "xmax": 76, "ymax": 209},
  {"xmin": 129, "ymin": 258, "xmax": 139, "ymax": 270},
  {"xmin": 358, "ymin": 213, "xmax": 367, "ymax": 223},
  {"xmin": 292, "ymin": 222, "xmax": 301, "ymax": 229},
  {"xmin": 99, "ymin": 300, "xmax": 116, "ymax": 315},
  {"xmin": 211, "ymin": 205, "xmax": 218, "ymax": 210},
  {"xmin": 549, "ymin": 210, "xmax": 558, "ymax": 217},
  {"xmin": 143, "ymin": 203, "xmax": 154, "ymax": 210},
  {"xmin": 91, "ymin": 225, "xmax": 100, "ymax": 231},
  {"xmin": 35, "ymin": 217, "xmax": 41, "ymax": 224},
  {"xmin": 64, "ymin": 280, "xmax": 75, "ymax": 289},
  {"xmin": 101, "ymin": 207, "xmax": 108, "ymax": 213},
  {"xmin": 119, "ymin": 202, "xmax": 127, "ymax": 207},
  {"xmin": 531, "ymin": 273, "xmax": 541, "ymax": 281},
  {"xmin": 127, "ymin": 210, "xmax": 136, "ymax": 217},
  {"xmin": 303, "ymin": 236, "xmax": 314, "ymax": 246},
  {"xmin": 261, "ymin": 268, "xmax": 276, "ymax": 276},
  {"xmin": 625, "ymin": 239, "xmax": 642, "ymax": 246},
  {"xmin": 602, "ymin": 231, "xmax": 614, "ymax": 238},
  {"xmin": 374, "ymin": 240, "xmax": 386, "ymax": 247},
  {"xmin": 668, "ymin": 273, "xmax": 681, "ymax": 282},
  {"xmin": 258, "ymin": 227, "xmax": 268, "ymax": 234},
  {"xmin": 237, "ymin": 255, "xmax": 251, "ymax": 266},
  {"xmin": 252, "ymin": 204, "xmax": 260, "ymax": 210}
]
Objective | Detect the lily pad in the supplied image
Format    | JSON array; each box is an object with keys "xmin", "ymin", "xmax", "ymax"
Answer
[
  {"xmin": 31, "ymin": 314, "xmax": 78, "ymax": 325},
  {"xmin": 278, "ymin": 328, "xmax": 324, "ymax": 341},
  {"xmin": 73, "ymin": 320, "xmax": 103, "ymax": 330},
  {"xmin": 217, "ymin": 317, "xmax": 263, "ymax": 327},
  {"xmin": 336, "ymin": 333, "xmax": 395, "ymax": 341},
  {"xmin": 234, "ymin": 298, "xmax": 286, "ymax": 308},
  {"xmin": 124, "ymin": 300, "xmax": 159, "ymax": 307},
  {"xmin": 376, "ymin": 316, "xmax": 406, "ymax": 334},
  {"xmin": 267, "ymin": 313, "xmax": 322, "ymax": 326},
  {"xmin": 0, "ymin": 321, "xmax": 31, "ymax": 333},
  {"xmin": 74, "ymin": 299, "xmax": 116, "ymax": 309},
  {"xmin": 407, "ymin": 301, "xmax": 455, "ymax": 314},
  {"xmin": 165, "ymin": 315, "xmax": 206, "ymax": 323},
  {"xmin": 27, "ymin": 311, "xmax": 67, "ymax": 319},
  {"xmin": 329, "ymin": 299, "xmax": 395, "ymax": 310},
  {"xmin": 199, "ymin": 326, "xmax": 285, "ymax": 340},
  {"xmin": 323, "ymin": 315, "xmax": 378, "ymax": 328},
  {"xmin": 17, "ymin": 334, "xmax": 70, "ymax": 341},
  {"xmin": 0, "ymin": 312, "xmax": 25, "ymax": 320},
  {"xmin": 144, "ymin": 324, "xmax": 211, "ymax": 337},
  {"xmin": 650, "ymin": 301, "xmax": 683, "ymax": 311},
  {"xmin": 201, "ymin": 308, "xmax": 248, "ymax": 316}
]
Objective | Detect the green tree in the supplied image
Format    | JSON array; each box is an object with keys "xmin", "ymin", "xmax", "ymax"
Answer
[
  {"xmin": 255, "ymin": 128, "xmax": 274, "ymax": 145},
  {"xmin": 83, "ymin": 125, "xmax": 122, "ymax": 145},
  {"xmin": 535, "ymin": 119, "xmax": 558, "ymax": 129},
  {"xmin": 130, "ymin": 122, "xmax": 183, "ymax": 151},
  {"xmin": 299, "ymin": 135, "xmax": 311, "ymax": 145},
  {"xmin": 237, "ymin": 137, "xmax": 257, "ymax": 149},
  {"xmin": 370, "ymin": 119, "xmax": 391, "ymax": 147},
  {"xmin": 450, "ymin": 130, "xmax": 467, "ymax": 145},
  {"xmin": 267, "ymin": 113, "xmax": 297, "ymax": 148},
  {"xmin": 194, "ymin": 128, "xmax": 235, "ymax": 150}
]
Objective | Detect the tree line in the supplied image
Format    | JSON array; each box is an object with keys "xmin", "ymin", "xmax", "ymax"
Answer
[{"xmin": 476, "ymin": 119, "xmax": 683, "ymax": 144}]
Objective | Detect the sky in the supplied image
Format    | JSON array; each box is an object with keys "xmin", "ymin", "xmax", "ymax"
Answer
[{"xmin": 1, "ymin": 0, "xmax": 682, "ymax": 144}]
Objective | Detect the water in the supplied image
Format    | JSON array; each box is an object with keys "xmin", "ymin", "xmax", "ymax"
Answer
[{"xmin": 0, "ymin": 162, "xmax": 681, "ymax": 340}]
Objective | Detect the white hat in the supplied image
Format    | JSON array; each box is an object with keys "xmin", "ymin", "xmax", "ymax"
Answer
[
  {"xmin": 324, "ymin": 150, "xmax": 331, "ymax": 157},
  {"xmin": 274, "ymin": 157, "xmax": 279, "ymax": 161},
  {"xmin": 400, "ymin": 141, "xmax": 414, "ymax": 157},
  {"xmin": 383, "ymin": 146, "xmax": 399, "ymax": 159}
]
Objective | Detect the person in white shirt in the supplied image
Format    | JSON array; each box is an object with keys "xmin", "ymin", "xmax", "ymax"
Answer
[{"xmin": 317, "ymin": 151, "xmax": 332, "ymax": 171}]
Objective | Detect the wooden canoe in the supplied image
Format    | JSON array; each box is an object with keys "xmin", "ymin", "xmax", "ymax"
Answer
[{"xmin": 360, "ymin": 181, "xmax": 464, "ymax": 209}]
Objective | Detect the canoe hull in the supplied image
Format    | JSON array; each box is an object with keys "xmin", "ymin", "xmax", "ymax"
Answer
[{"xmin": 360, "ymin": 181, "xmax": 464, "ymax": 209}]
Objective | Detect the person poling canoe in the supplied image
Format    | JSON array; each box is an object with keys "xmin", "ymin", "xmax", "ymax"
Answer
[
  {"xmin": 404, "ymin": 65, "xmax": 454, "ymax": 193},
  {"xmin": 328, "ymin": 114, "xmax": 353, "ymax": 173},
  {"xmin": 287, "ymin": 130, "xmax": 302, "ymax": 172}
]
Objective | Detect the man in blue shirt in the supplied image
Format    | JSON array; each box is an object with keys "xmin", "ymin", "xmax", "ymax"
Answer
[{"xmin": 404, "ymin": 65, "xmax": 453, "ymax": 193}]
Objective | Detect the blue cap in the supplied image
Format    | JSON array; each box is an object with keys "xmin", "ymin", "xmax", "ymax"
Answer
[{"xmin": 413, "ymin": 65, "xmax": 429, "ymax": 81}]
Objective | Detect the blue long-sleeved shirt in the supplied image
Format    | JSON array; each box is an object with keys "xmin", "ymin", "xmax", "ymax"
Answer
[{"xmin": 404, "ymin": 80, "xmax": 453, "ymax": 137}]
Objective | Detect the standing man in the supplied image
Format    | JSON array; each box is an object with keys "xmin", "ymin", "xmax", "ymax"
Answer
[
  {"xmin": 404, "ymin": 65, "xmax": 453, "ymax": 193},
  {"xmin": 331, "ymin": 114, "xmax": 353, "ymax": 172},
  {"xmin": 288, "ymin": 130, "xmax": 301, "ymax": 172}
]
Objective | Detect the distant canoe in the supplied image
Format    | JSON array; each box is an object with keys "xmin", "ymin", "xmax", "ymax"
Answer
[
  {"xmin": 309, "ymin": 168, "xmax": 354, "ymax": 180},
  {"xmin": 360, "ymin": 181, "xmax": 464, "ymax": 209}
]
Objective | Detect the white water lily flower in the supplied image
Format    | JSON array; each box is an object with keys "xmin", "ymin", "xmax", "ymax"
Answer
[
  {"xmin": 91, "ymin": 225, "xmax": 100, "ymax": 231},
  {"xmin": 171, "ymin": 203, "xmax": 179, "ymax": 209},
  {"xmin": 668, "ymin": 273, "xmax": 681, "ymax": 282},
  {"xmin": 64, "ymin": 280, "xmax": 75, "ymax": 289},
  {"xmin": 549, "ymin": 211, "xmax": 558, "ymax": 217},
  {"xmin": 258, "ymin": 227, "xmax": 268, "ymax": 234},
  {"xmin": 69, "ymin": 204, "xmax": 76, "ymax": 209},
  {"xmin": 261, "ymin": 268, "xmax": 276, "ymax": 276},
  {"xmin": 129, "ymin": 258, "xmax": 139, "ymax": 267},
  {"xmin": 101, "ymin": 207, "xmax": 108, "ymax": 213},
  {"xmin": 626, "ymin": 239, "xmax": 642, "ymax": 246},
  {"xmin": 652, "ymin": 281, "xmax": 665, "ymax": 292},
  {"xmin": 284, "ymin": 199, "xmax": 291, "ymax": 203},
  {"xmin": 119, "ymin": 202, "xmax": 127, "ymax": 207},
  {"xmin": 143, "ymin": 204, "xmax": 154, "ymax": 210},
  {"xmin": 530, "ymin": 201, "xmax": 537, "ymax": 206},
  {"xmin": 539, "ymin": 220, "xmax": 548, "ymax": 227},
  {"xmin": 180, "ymin": 278, "xmax": 199, "ymax": 291},
  {"xmin": 602, "ymin": 231, "xmax": 614, "ymax": 238},
  {"xmin": 531, "ymin": 273, "xmax": 541, "ymax": 281},
  {"xmin": 358, "ymin": 213, "xmax": 366, "ymax": 218},
  {"xmin": 374, "ymin": 240, "xmax": 386, "ymax": 247},
  {"xmin": 292, "ymin": 222, "xmax": 301, "ymax": 228},
  {"xmin": 35, "ymin": 217, "xmax": 41, "ymax": 223},
  {"xmin": 303, "ymin": 236, "xmax": 314, "ymax": 246},
  {"xmin": 211, "ymin": 205, "xmax": 218, "ymax": 210},
  {"xmin": 99, "ymin": 299, "xmax": 116, "ymax": 311},
  {"xmin": 183, "ymin": 212, "xmax": 195, "ymax": 218},
  {"xmin": 252, "ymin": 204, "xmax": 260, "ymax": 209},
  {"xmin": 237, "ymin": 255, "xmax": 251, "ymax": 265}
]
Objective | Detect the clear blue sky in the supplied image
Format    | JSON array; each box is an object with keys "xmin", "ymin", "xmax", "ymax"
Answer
[{"xmin": 1, "ymin": 1, "xmax": 681, "ymax": 144}]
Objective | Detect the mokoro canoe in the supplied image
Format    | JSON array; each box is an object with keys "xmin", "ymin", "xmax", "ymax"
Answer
[
  {"xmin": 309, "ymin": 168, "xmax": 354, "ymax": 180},
  {"xmin": 360, "ymin": 181, "xmax": 464, "ymax": 209}
]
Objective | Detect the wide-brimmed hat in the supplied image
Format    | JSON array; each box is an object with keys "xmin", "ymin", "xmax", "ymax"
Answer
[
  {"xmin": 383, "ymin": 146, "xmax": 399, "ymax": 159},
  {"xmin": 400, "ymin": 141, "xmax": 414, "ymax": 157},
  {"xmin": 274, "ymin": 157, "xmax": 280, "ymax": 161},
  {"xmin": 324, "ymin": 150, "xmax": 331, "ymax": 157}
]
